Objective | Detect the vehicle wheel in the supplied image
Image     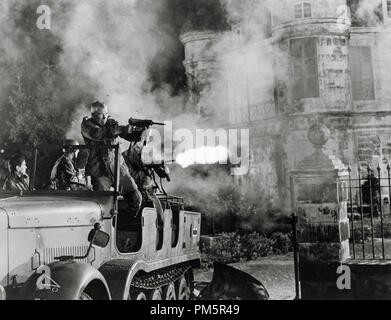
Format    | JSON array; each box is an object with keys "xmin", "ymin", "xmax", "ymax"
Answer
[
  {"xmin": 176, "ymin": 276, "xmax": 190, "ymax": 300},
  {"xmin": 134, "ymin": 291, "xmax": 147, "ymax": 300},
  {"xmin": 163, "ymin": 283, "xmax": 176, "ymax": 300},
  {"xmin": 79, "ymin": 292, "xmax": 93, "ymax": 300},
  {"xmin": 148, "ymin": 288, "xmax": 163, "ymax": 300},
  {"xmin": 129, "ymin": 288, "xmax": 147, "ymax": 300}
]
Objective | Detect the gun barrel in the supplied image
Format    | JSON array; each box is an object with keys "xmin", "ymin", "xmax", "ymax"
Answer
[{"xmin": 128, "ymin": 118, "xmax": 165, "ymax": 126}]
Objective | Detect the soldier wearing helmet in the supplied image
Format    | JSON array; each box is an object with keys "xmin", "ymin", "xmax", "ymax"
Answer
[
  {"xmin": 81, "ymin": 101, "xmax": 142, "ymax": 214},
  {"xmin": 50, "ymin": 139, "xmax": 82, "ymax": 191}
]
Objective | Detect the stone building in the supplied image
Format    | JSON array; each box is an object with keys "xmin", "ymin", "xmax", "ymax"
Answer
[{"xmin": 180, "ymin": 0, "xmax": 391, "ymax": 207}]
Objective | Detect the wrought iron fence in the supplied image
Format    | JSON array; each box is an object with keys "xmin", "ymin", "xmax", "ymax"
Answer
[{"xmin": 345, "ymin": 164, "xmax": 391, "ymax": 260}]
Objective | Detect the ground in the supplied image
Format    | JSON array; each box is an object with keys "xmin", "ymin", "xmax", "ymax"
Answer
[{"xmin": 194, "ymin": 253, "xmax": 296, "ymax": 300}]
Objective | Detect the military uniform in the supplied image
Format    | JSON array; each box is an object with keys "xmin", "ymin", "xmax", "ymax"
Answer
[
  {"xmin": 50, "ymin": 155, "xmax": 79, "ymax": 190},
  {"xmin": 123, "ymin": 146, "xmax": 152, "ymax": 191},
  {"xmin": 123, "ymin": 146, "xmax": 164, "ymax": 225},
  {"xmin": 81, "ymin": 116, "xmax": 142, "ymax": 213},
  {"xmin": 3, "ymin": 173, "xmax": 30, "ymax": 191}
]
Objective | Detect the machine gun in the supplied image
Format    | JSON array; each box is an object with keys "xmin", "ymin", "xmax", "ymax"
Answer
[
  {"xmin": 144, "ymin": 161, "xmax": 171, "ymax": 182},
  {"xmin": 128, "ymin": 118, "xmax": 165, "ymax": 130}
]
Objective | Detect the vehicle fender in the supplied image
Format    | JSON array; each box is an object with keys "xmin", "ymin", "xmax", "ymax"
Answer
[
  {"xmin": 99, "ymin": 259, "xmax": 146, "ymax": 300},
  {"xmin": 198, "ymin": 262, "xmax": 269, "ymax": 300},
  {"xmin": 18, "ymin": 261, "xmax": 111, "ymax": 300},
  {"xmin": 99, "ymin": 258, "xmax": 201, "ymax": 300}
]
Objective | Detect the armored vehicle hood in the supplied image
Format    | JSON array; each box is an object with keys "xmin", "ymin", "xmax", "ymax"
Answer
[{"xmin": 0, "ymin": 195, "xmax": 103, "ymax": 229}]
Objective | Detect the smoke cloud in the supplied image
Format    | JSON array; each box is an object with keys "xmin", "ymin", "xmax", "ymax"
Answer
[
  {"xmin": 191, "ymin": 0, "xmax": 275, "ymax": 125},
  {"xmin": 55, "ymin": 0, "xmax": 180, "ymax": 141},
  {"xmin": 0, "ymin": 0, "xmax": 228, "ymax": 142},
  {"xmin": 353, "ymin": 0, "xmax": 383, "ymax": 26}
]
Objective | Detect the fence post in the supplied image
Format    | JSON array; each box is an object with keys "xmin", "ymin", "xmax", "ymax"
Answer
[
  {"xmin": 290, "ymin": 123, "xmax": 351, "ymax": 299},
  {"xmin": 290, "ymin": 212, "xmax": 300, "ymax": 300}
]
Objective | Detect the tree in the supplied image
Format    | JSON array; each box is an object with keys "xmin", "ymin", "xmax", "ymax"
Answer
[
  {"xmin": 7, "ymin": 74, "xmax": 34, "ymax": 146},
  {"xmin": 5, "ymin": 67, "xmax": 76, "ymax": 187}
]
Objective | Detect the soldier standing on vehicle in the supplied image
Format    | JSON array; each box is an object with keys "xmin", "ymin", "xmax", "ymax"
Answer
[
  {"xmin": 123, "ymin": 140, "xmax": 164, "ymax": 226},
  {"xmin": 3, "ymin": 154, "xmax": 30, "ymax": 191},
  {"xmin": 50, "ymin": 139, "xmax": 83, "ymax": 191},
  {"xmin": 81, "ymin": 101, "xmax": 142, "ymax": 215}
]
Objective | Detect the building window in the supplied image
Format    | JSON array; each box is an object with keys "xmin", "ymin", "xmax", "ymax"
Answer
[
  {"xmin": 290, "ymin": 38, "xmax": 319, "ymax": 100},
  {"xmin": 303, "ymin": 2, "xmax": 312, "ymax": 17},
  {"xmin": 295, "ymin": 2, "xmax": 312, "ymax": 19},
  {"xmin": 350, "ymin": 46, "xmax": 375, "ymax": 100},
  {"xmin": 294, "ymin": 4, "xmax": 302, "ymax": 18}
]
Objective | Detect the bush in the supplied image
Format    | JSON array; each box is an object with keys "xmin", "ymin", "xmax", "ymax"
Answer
[
  {"xmin": 201, "ymin": 231, "xmax": 291, "ymax": 267},
  {"xmin": 241, "ymin": 232, "xmax": 273, "ymax": 260},
  {"xmin": 352, "ymin": 226, "xmax": 371, "ymax": 243},
  {"xmin": 201, "ymin": 233, "xmax": 242, "ymax": 267},
  {"xmin": 270, "ymin": 232, "xmax": 292, "ymax": 254},
  {"xmin": 200, "ymin": 244, "xmax": 215, "ymax": 269},
  {"xmin": 374, "ymin": 217, "xmax": 391, "ymax": 239},
  {"xmin": 351, "ymin": 218, "xmax": 391, "ymax": 242}
]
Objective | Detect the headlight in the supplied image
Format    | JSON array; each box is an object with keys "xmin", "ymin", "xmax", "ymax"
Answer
[{"xmin": 0, "ymin": 285, "xmax": 6, "ymax": 300}]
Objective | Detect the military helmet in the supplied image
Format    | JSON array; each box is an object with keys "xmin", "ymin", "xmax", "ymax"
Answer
[{"xmin": 63, "ymin": 139, "xmax": 79, "ymax": 153}]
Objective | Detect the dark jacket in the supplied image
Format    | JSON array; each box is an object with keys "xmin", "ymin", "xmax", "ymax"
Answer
[
  {"xmin": 81, "ymin": 117, "xmax": 141, "ymax": 180},
  {"xmin": 51, "ymin": 155, "xmax": 78, "ymax": 190}
]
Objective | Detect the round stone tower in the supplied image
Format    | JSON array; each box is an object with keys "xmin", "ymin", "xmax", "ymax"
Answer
[
  {"xmin": 179, "ymin": 30, "xmax": 227, "ymax": 119},
  {"xmin": 272, "ymin": 0, "xmax": 351, "ymax": 114},
  {"xmin": 271, "ymin": 0, "xmax": 353, "ymax": 193}
]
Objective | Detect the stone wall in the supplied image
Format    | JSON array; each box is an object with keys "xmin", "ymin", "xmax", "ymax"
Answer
[
  {"xmin": 289, "ymin": 123, "xmax": 391, "ymax": 300},
  {"xmin": 347, "ymin": 260, "xmax": 391, "ymax": 300},
  {"xmin": 290, "ymin": 123, "xmax": 351, "ymax": 299},
  {"xmin": 298, "ymin": 259, "xmax": 391, "ymax": 300}
]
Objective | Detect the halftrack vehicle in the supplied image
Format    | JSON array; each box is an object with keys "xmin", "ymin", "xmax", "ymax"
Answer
[{"xmin": 0, "ymin": 144, "xmax": 201, "ymax": 300}]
